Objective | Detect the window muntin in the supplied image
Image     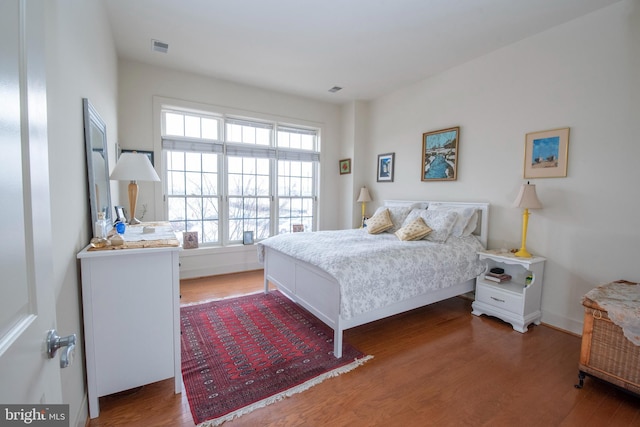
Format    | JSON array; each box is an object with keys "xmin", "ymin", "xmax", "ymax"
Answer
[
  {"xmin": 226, "ymin": 119, "xmax": 271, "ymax": 145},
  {"xmin": 166, "ymin": 150, "xmax": 220, "ymax": 244},
  {"xmin": 164, "ymin": 111, "xmax": 220, "ymax": 140},
  {"xmin": 277, "ymin": 126, "xmax": 316, "ymax": 150},
  {"xmin": 161, "ymin": 109, "xmax": 319, "ymax": 246},
  {"xmin": 228, "ymin": 156, "xmax": 271, "ymax": 241},
  {"xmin": 277, "ymin": 160, "xmax": 314, "ymax": 233}
]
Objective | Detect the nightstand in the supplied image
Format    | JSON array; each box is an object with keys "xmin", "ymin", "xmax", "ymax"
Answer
[{"xmin": 472, "ymin": 249, "xmax": 546, "ymax": 332}]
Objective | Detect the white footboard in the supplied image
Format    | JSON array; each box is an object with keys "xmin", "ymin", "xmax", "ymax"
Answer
[
  {"xmin": 263, "ymin": 247, "xmax": 477, "ymax": 358},
  {"xmin": 264, "ymin": 248, "xmax": 344, "ymax": 356}
]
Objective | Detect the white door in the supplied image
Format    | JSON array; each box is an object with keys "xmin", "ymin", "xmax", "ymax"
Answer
[{"xmin": 0, "ymin": 0, "xmax": 63, "ymax": 404}]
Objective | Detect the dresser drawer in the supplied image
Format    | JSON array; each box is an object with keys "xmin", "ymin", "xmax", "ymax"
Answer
[{"xmin": 476, "ymin": 283, "xmax": 523, "ymax": 314}]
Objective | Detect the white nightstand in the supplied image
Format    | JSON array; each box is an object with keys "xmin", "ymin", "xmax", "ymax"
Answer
[{"xmin": 472, "ymin": 249, "xmax": 546, "ymax": 332}]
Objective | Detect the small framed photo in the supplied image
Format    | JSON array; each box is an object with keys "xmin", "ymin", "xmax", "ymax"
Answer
[
  {"xmin": 292, "ymin": 224, "xmax": 304, "ymax": 232},
  {"xmin": 183, "ymin": 231, "xmax": 199, "ymax": 249},
  {"xmin": 243, "ymin": 231, "xmax": 254, "ymax": 245},
  {"xmin": 114, "ymin": 205, "xmax": 127, "ymax": 224},
  {"xmin": 339, "ymin": 158, "xmax": 351, "ymax": 175},
  {"xmin": 121, "ymin": 149, "xmax": 154, "ymax": 166},
  {"xmin": 524, "ymin": 127, "xmax": 570, "ymax": 178},
  {"xmin": 422, "ymin": 127, "xmax": 459, "ymax": 181},
  {"xmin": 377, "ymin": 152, "xmax": 395, "ymax": 182}
]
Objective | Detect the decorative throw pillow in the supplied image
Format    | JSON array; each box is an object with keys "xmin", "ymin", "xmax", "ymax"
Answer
[
  {"xmin": 403, "ymin": 209, "xmax": 457, "ymax": 243},
  {"xmin": 366, "ymin": 208, "xmax": 393, "ymax": 234},
  {"xmin": 371, "ymin": 206, "xmax": 412, "ymax": 233},
  {"xmin": 427, "ymin": 204, "xmax": 478, "ymax": 237},
  {"xmin": 395, "ymin": 217, "xmax": 432, "ymax": 241}
]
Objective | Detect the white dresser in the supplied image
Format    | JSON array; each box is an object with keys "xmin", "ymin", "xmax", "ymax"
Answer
[{"xmin": 77, "ymin": 227, "xmax": 181, "ymax": 419}]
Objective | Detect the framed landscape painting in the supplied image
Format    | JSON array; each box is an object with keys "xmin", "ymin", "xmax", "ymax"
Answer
[
  {"xmin": 524, "ymin": 127, "xmax": 569, "ymax": 178},
  {"xmin": 421, "ymin": 127, "xmax": 459, "ymax": 181}
]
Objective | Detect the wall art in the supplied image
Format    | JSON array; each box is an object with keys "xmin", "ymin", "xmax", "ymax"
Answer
[
  {"xmin": 422, "ymin": 127, "xmax": 459, "ymax": 181},
  {"xmin": 377, "ymin": 152, "xmax": 395, "ymax": 182},
  {"xmin": 524, "ymin": 127, "xmax": 570, "ymax": 178}
]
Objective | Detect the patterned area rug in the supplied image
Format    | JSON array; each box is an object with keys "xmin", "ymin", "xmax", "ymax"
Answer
[{"xmin": 180, "ymin": 291, "xmax": 372, "ymax": 426}]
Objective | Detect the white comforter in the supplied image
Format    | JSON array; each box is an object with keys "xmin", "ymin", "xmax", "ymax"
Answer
[{"xmin": 257, "ymin": 229, "xmax": 485, "ymax": 320}]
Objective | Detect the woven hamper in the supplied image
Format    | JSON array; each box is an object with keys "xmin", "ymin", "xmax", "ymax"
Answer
[{"xmin": 577, "ymin": 280, "xmax": 640, "ymax": 395}]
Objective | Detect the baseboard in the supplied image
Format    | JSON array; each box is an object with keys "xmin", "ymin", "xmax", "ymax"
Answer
[{"xmin": 541, "ymin": 310, "xmax": 583, "ymax": 337}]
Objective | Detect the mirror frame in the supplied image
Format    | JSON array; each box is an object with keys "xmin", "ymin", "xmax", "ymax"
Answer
[{"xmin": 83, "ymin": 98, "xmax": 112, "ymax": 227}]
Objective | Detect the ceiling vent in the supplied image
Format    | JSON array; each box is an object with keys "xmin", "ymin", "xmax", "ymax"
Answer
[
  {"xmin": 328, "ymin": 86, "xmax": 342, "ymax": 93},
  {"xmin": 151, "ymin": 39, "xmax": 169, "ymax": 54}
]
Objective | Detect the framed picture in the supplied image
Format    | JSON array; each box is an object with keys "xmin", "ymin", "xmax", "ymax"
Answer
[
  {"xmin": 524, "ymin": 127, "xmax": 570, "ymax": 178},
  {"xmin": 339, "ymin": 158, "xmax": 351, "ymax": 175},
  {"xmin": 243, "ymin": 231, "xmax": 254, "ymax": 245},
  {"xmin": 183, "ymin": 231, "xmax": 199, "ymax": 249},
  {"xmin": 121, "ymin": 149, "xmax": 154, "ymax": 167},
  {"xmin": 114, "ymin": 205, "xmax": 127, "ymax": 224},
  {"xmin": 421, "ymin": 127, "xmax": 459, "ymax": 181},
  {"xmin": 377, "ymin": 153, "xmax": 395, "ymax": 182},
  {"xmin": 292, "ymin": 224, "xmax": 304, "ymax": 232}
]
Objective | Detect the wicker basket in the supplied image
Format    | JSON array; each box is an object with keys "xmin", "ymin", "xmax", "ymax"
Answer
[{"xmin": 578, "ymin": 281, "xmax": 640, "ymax": 395}]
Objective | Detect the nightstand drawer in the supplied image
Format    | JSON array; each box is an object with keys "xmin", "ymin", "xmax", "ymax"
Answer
[{"xmin": 476, "ymin": 284, "xmax": 522, "ymax": 314}]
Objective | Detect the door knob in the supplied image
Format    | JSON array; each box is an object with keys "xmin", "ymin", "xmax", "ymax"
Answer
[{"xmin": 46, "ymin": 329, "xmax": 77, "ymax": 368}]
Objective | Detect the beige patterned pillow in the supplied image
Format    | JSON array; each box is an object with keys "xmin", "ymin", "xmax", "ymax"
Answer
[
  {"xmin": 395, "ymin": 217, "xmax": 432, "ymax": 241},
  {"xmin": 366, "ymin": 208, "xmax": 393, "ymax": 234},
  {"xmin": 370, "ymin": 206, "xmax": 412, "ymax": 233}
]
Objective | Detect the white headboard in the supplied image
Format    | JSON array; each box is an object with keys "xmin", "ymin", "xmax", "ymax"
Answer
[{"xmin": 383, "ymin": 200, "xmax": 490, "ymax": 247}]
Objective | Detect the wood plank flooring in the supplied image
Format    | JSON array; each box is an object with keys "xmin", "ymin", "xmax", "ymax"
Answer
[{"xmin": 87, "ymin": 270, "xmax": 639, "ymax": 426}]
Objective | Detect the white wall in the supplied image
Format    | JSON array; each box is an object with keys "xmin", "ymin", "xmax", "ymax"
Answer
[
  {"xmin": 117, "ymin": 60, "xmax": 343, "ymax": 277},
  {"xmin": 46, "ymin": 0, "xmax": 118, "ymax": 425},
  {"xmin": 361, "ymin": 0, "xmax": 640, "ymax": 334}
]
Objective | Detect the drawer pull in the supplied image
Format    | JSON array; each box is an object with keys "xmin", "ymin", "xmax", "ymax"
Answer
[{"xmin": 491, "ymin": 297, "xmax": 505, "ymax": 303}]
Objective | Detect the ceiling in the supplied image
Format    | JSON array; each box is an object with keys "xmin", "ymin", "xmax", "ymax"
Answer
[{"xmin": 104, "ymin": 0, "xmax": 620, "ymax": 104}]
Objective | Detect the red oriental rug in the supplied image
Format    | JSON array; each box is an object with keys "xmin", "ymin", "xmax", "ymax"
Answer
[{"xmin": 180, "ymin": 291, "xmax": 372, "ymax": 426}]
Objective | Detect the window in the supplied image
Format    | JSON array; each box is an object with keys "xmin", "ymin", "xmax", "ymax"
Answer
[{"xmin": 161, "ymin": 109, "xmax": 319, "ymax": 246}]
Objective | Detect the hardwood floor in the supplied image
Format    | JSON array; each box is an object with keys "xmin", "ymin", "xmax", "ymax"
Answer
[{"xmin": 87, "ymin": 270, "xmax": 639, "ymax": 426}]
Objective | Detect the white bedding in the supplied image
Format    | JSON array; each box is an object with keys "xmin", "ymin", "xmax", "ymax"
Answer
[{"xmin": 257, "ymin": 229, "xmax": 485, "ymax": 320}]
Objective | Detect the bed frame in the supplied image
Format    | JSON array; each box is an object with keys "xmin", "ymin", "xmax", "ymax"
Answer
[{"xmin": 262, "ymin": 200, "xmax": 489, "ymax": 357}]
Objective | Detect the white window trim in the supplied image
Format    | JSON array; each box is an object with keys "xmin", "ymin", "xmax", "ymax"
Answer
[{"xmin": 153, "ymin": 96, "xmax": 323, "ymax": 246}]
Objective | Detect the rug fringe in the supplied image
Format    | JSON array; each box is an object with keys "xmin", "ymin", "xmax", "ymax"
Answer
[{"xmin": 196, "ymin": 355, "xmax": 373, "ymax": 427}]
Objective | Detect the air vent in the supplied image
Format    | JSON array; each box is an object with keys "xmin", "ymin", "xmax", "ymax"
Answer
[
  {"xmin": 151, "ymin": 39, "xmax": 169, "ymax": 54},
  {"xmin": 328, "ymin": 86, "xmax": 342, "ymax": 93}
]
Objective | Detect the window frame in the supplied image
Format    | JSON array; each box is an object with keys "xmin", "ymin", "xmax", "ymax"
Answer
[{"xmin": 159, "ymin": 103, "xmax": 320, "ymax": 247}]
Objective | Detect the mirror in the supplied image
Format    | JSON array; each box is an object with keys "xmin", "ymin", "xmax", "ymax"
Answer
[{"xmin": 83, "ymin": 98, "xmax": 112, "ymax": 227}]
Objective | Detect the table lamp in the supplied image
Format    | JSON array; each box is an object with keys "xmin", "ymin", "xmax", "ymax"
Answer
[
  {"xmin": 356, "ymin": 186, "xmax": 372, "ymax": 228},
  {"xmin": 110, "ymin": 152, "xmax": 160, "ymax": 225},
  {"xmin": 512, "ymin": 182, "xmax": 542, "ymax": 258}
]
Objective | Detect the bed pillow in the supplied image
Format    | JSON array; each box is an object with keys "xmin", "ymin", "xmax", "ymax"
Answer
[
  {"xmin": 403, "ymin": 209, "xmax": 457, "ymax": 243},
  {"xmin": 366, "ymin": 208, "xmax": 393, "ymax": 234},
  {"xmin": 395, "ymin": 217, "xmax": 432, "ymax": 241},
  {"xmin": 427, "ymin": 205, "xmax": 478, "ymax": 237},
  {"xmin": 371, "ymin": 206, "xmax": 412, "ymax": 233}
]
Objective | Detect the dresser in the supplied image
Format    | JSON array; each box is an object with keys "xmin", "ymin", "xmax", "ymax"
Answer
[{"xmin": 77, "ymin": 225, "xmax": 181, "ymax": 418}]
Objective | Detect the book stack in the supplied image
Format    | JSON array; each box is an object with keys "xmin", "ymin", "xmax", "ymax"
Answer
[{"xmin": 484, "ymin": 272, "xmax": 512, "ymax": 283}]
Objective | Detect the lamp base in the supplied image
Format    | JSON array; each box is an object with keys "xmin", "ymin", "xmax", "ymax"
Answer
[
  {"xmin": 128, "ymin": 217, "xmax": 141, "ymax": 225},
  {"xmin": 514, "ymin": 248, "xmax": 532, "ymax": 258}
]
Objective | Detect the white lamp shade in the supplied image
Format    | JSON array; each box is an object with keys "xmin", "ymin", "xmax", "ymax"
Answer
[
  {"xmin": 512, "ymin": 183, "xmax": 542, "ymax": 209},
  {"xmin": 356, "ymin": 187, "xmax": 372, "ymax": 203},
  {"xmin": 110, "ymin": 152, "xmax": 160, "ymax": 182}
]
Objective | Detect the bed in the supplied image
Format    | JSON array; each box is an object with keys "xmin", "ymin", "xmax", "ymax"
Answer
[{"xmin": 257, "ymin": 200, "xmax": 489, "ymax": 357}]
